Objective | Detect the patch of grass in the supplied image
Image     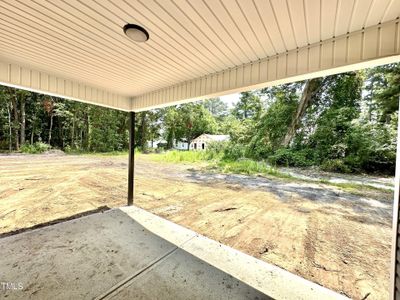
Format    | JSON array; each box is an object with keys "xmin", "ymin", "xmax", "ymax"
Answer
[
  {"xmin": 145, "ymin": 150, "xmax": 211, "ymax": 163},
  {"xmin": 147, "ymin": 151, "xmax": 295, "ymax": 179},
  {"xmin": 142, "ymin": 150, "xmax": 394, "ymax": 196},
  {"xmin": 216, "ymin": 159, "xmax": 287, "ymax": 177}
]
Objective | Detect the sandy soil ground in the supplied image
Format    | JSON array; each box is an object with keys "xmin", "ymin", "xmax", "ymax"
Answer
[{"xmin": 0, "ymin": 153, "xmax": 394, "ymax": 300}]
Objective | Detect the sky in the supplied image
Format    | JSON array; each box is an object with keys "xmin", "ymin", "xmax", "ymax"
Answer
[{"xmin": 220, "ymin": 93, "xmax": 240, "ymax": 108}]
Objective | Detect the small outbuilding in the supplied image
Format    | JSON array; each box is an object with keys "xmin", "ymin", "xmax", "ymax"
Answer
[{"xmin": 190, "ymin": 134, "xmax": 230, "ymax": 151}]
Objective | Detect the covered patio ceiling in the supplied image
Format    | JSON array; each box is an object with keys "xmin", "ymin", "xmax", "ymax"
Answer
[{"xmin": 0, "ymin": 0, "xmax": 399, "ymax": 112}]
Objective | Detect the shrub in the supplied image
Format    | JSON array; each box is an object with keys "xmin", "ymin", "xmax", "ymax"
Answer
[
  {"xmin": 20, "ymin": 142, "xmax": 51, "ymax": 154},
  {"xmin": 205, "ymin": 141, "xmax": 227, "ymax": 160},
  {"xmin": 268, "ymin": 148, "xmax": 315, "ymax": 167},
  {"xmin": 354, "ymin": 149, "xmax": 396, "ymax": 174},
  {"xmin": 222, "ymin": 143, "xmax": 246, "ymax": 160},
  {"xmin": 155, "ymin": 147, "xmax": 165, "ymax": 153},
  {"xmin": 320, "ymin": 159, "xmax": 352, "ymax": 173}
]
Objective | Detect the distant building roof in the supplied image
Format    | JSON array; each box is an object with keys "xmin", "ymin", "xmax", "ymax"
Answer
[{"xmin": 193, "ymin": 134, "xmax": 230, "ymax": 142}]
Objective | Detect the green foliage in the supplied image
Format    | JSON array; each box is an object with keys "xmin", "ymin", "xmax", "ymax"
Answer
[
  {"xmin": 202, "ymin": 98, "xmax": 228, "ymax": 118},
  {"xmin": 89, "ymin": 107, "xmax": 128, "ymax": 152},
  {"xmin": 20, "ymin": 142, "xmax": 51, "ymax": 154},
  {"xmin": 161, "ymin": 102, "xmax": 217, "ymax": 149},
  {"xmin": 268, "ymin": 148, "xmax": 315, "ymax": 167},
  {"xmin": 248, "ymin": 89, "xmax": 298, "ymax": 157},
  {"xmin": 232, "ymin": 91, "xmax": 263, "ymax": 120},
  {"xmin": 344, "ymin": 118, "xmax": 397, "ymax": 173},
  {"xmin": 320, "ymin": 159, "xmax": 352, "ymax": 173},
  {"xmin": 179, "ymin": 102, "xmax": 217, "ymax": 144},
  {"xmin": 371, "ymin": 64, "xmax": 400, "ymax": 120},
  {"xmin": 222, "ymin": 143, "xmax": 246, "ymax": 160},
  {"xmin": 310, "ymin": 73, "xmax": 363, "ymax": 162},
  {"xmin": 217, "ymin": 159, "xmax": 278, "ymax": 175},
  {"xmin": 0, "ymin": 64, "xmax": 398, "ymax": 175},
  {"xmin": 147, "ymin": 150, "xmax": 209, "ymax": 163},
  {"xmin": 147, "ymin": 149, "xmax": 288, "ymax": 178},
  {"xmin": 204, "ymin": 141, "xmax": 226, "ymax": 160}
]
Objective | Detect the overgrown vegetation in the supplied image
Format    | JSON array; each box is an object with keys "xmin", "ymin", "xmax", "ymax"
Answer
[
  {"xmin": 20, "ymin": 142, "xmax": 51, "ymax": 154},
  {"xmin": 0, "ymin": 64, "xmax": 398, "ymax": 175}
]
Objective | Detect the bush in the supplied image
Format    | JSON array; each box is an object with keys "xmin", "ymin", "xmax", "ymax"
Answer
[
  {"xmin": 222, "ymin": 143, "xmax": 246, "ymax": 160},
  {"xmin": 205, "ymin": 141, "xmax": 227, "ymax": 160},
  {"xmin": 20, "ymin": 142, "xmax": 51, "ymax": 154},
  {"xmin": 268, "ymin": 148, "xmax": 315, "ymax": 167},
  {"xmin": 350, "ymin": 149, "xmax": 396, "ymax": 174},
  {"xmin": 320, "ymin": 159, "xmax": 352, "ymax": 173}
]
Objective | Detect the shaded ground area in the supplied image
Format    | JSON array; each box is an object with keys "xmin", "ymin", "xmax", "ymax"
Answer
[{"xmin": 0, "ymin": 153, "xmax": 394, "ymax": 299}]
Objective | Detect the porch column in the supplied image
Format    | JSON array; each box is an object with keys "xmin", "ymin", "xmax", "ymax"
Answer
[{"xmin": 128, "ymin": 111, "xmax": 135, "ymax": 206}]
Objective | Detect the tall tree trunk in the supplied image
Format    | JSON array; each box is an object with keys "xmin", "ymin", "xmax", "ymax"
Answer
[
  {"xmin": 367, "ymin": 79, "xmax": 374, "ymax": 122},
  {"xmin": 71, "ymin": 111, "xmax": 75, "ymax": 148},
  {"xmin": 20, "ymin": 96, "xmax": 26, "ymax": 145},
  {"xmin": 10, "ymin": 89, "xmax": 19, "ymax": 150},
  {"xmin": 7, "ymin": 102, "xmax": 12, "ymax": 151},
  {"xmin": 140, "ymin": 112, "xmax": 146, "ymax": 148},
  {"xmin": 281, "ymin": 78, "xmax": 322, "ymax": 147},
  {"xmin": 30, "ymin": 128, "xmax": 34, "ymax": 145},
  {"xmin": 60, "ymin": 122, "xmax": 64, "ymax": 149},
  {"xmin": 48, "ymin": 113, "xmax": 53, "ymax": 145},
  {"xmin": 84, "ymin": 111, "xmax": 90, "ymax": 150}
]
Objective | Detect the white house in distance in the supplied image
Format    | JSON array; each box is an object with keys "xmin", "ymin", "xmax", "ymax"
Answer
[
  {"xmin": 190, "ymin": 134, "xmax": 230, "ymax": 151},
  {"xmin": 174, "ymin": 140, "xmax": 189, "ymax": 150}
]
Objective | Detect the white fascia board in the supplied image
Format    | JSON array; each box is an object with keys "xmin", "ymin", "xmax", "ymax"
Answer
[{"xmin": 0, "ymin": 59, "xmax": 131, "ymax": 111}]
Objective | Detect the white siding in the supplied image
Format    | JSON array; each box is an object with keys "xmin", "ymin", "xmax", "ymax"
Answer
[
  {"xmin": 0, "ymin": 60, "xmax": 131, "ymax": 111},
  {"xmin": 132, "ymin": 21, "xmax": 400, "ymax": 111}
]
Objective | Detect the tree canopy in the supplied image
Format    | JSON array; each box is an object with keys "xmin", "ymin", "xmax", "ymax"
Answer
[{"xmin": 0, "ymin": 63, "xmax": 398, "ymax": 174}]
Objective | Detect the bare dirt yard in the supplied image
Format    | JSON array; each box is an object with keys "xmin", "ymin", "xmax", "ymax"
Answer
[{"xmin": 0, "ymin": 153, "xmax": 394, "ymax": 300}]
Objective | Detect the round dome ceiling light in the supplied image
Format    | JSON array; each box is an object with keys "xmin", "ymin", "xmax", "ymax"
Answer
[{"xmin": 123, "ymin": 24, "xmax": 149, "ymax": 43}]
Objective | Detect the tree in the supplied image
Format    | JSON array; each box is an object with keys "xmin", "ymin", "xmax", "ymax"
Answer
[
  {"xmin": 310, "ymin": 72, "xmax": 363, "ymax": 162},
  {"xmin": 42, "ymin": 96, "xmax": 55, "ymax": 145},
  {"xmin": 232, "ymin": 91, "xmax": 263, "ymax": 120},
  {"xmin": 281, "ymin": 78, "xmax": 322, "ymax": 147},
  {"xmin": 0, "ymin": 63, "xmax": 398, "ymax": 175},
  {"xmin": 178, "ymin": 103, "xmax": 217, "ymax": 149},
  {"xmin": 20, "ymin": 93, "xmax": 26, "ymax": 145},
  {"xmin": 162, "ymin": 107, "xmax": 180, "ymax": 149},
  {"xmin": 9, "ymin": 88, "xmax": 20, "ymax": 150},
  {"xmin": 135, "ymin": 110, "xmax": 162, "ymax": 150},
  {"xmin": 89, "ymin": 106, "xmax": 128, "ymax": 152},
  {"xmin": 202, "ymin": 98, "xmax": 228, "ymax": 118},
  {"xmin": 366, "ymin": 64, "xmax": 400, "ymax": 122},
  {"xmin": 248, "ymin": 87, "xmax": 298, "ymax": 157},
  {"xmin": 146, "ymin": 110, "xmax": 162, "ymax": 148},
  {"xmin": 0, "ymin": 87, "xmax": 13, "ymax": 150}
]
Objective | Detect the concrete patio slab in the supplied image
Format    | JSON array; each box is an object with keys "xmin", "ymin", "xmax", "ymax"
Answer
[
  {"xmin": 0, "ymin": 209, "xmax": 177, "ymax": 299},
  {"xmin": 105, "ymin": 248, "xmax": 268, "ymax": 300},
  {"xmin": 0, "ymin": 206, "xmax": 348, "ymax": 300}
]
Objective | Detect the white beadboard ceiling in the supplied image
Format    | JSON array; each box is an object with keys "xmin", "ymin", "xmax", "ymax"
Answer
[{"xmin": 0, "ymin": 0, "xmax": 400, "ymax": 111}]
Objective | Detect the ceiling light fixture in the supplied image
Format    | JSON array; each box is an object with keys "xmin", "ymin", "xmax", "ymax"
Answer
[{"xmin": 123, "ymin": 24, "xmax": 149, "ymax": 43}]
